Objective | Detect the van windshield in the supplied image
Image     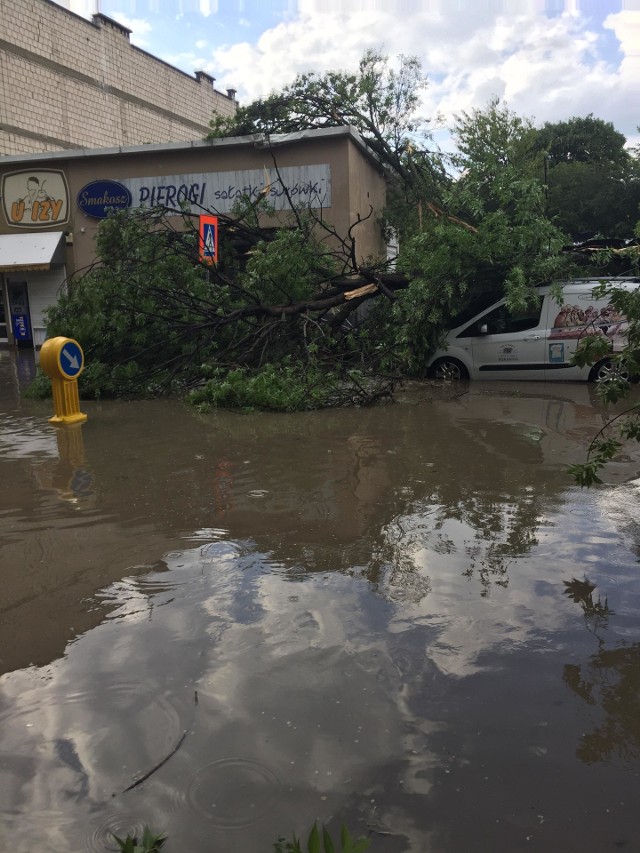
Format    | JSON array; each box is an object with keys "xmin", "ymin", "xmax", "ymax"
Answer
[
  {"xmin": 448, "ymin": 290, "xmax": 503, "ymax": 329},
  {"xmin": 456, "ymin": 296, "xmax": 544, "ymax": 337}
]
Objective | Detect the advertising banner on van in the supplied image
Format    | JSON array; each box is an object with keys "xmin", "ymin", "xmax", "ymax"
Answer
[{"xmin": 549, "ymin": 301, "xmax": 628, "ymax": 351}]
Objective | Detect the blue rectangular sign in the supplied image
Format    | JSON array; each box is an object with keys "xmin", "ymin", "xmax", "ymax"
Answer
[{"xmin": 12, "ymin": 313, "xmax": 31, "ymax": 340}]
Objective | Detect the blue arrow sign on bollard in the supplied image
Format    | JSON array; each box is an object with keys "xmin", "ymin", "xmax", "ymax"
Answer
[{"xmin": 58, "ymin": 339, "xmax": 84, "ymax": 379}]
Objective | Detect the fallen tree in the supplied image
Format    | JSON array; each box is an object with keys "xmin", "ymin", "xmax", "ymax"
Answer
[{"xmin": 38, "ymin": 198, "xmax": 408, "ymax": 409}]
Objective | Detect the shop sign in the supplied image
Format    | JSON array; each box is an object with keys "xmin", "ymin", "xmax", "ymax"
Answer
[
  {"xmin": 117, "ymin": 165, "xmax": 331, "ymax": 214},
  {"xmin": 77, "ymin": 180, "xmax": 132, "ymax": 219},
  {"xmin": 2, "ymin": 170, "xmax": 69, "ymax": 228}
]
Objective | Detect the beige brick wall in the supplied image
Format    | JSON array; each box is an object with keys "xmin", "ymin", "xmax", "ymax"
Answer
[{"xmin": 0, "ymin": 0, "xmax": 236, "ymax": 155}]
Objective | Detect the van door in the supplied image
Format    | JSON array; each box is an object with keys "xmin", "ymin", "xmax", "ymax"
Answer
[{"xmin": 459, "ymin": 296, "xmax": 548, "ymax": 379}]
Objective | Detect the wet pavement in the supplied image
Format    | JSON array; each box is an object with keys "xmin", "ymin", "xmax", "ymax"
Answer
[{"xmin": 1, "ymin": 349, "xmax": 640, "ymax": 852}]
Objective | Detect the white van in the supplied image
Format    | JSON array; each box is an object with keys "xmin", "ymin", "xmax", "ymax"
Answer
[{"xmin": 427, "ymin": 277, "xmax": 640, "ymax": 382}]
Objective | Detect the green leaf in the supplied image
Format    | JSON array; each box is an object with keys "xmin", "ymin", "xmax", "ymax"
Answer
[
  {"xmin": 308, "ymin": 821, "xmax": 321, "ymax": 853},
  {"xmin": 567, "ymin": 462, "xmax": 603, "ymax": 488},
  {"xmin": 322, "ymin": 826, "xmax": 336, "ymax": 853}
]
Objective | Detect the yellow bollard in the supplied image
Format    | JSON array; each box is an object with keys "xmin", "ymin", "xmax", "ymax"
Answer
[{"xmin": 40, "ymin": 336, "xmax": 88, "ymax": 425}]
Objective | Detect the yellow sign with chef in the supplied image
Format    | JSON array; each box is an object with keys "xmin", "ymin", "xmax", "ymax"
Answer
[{"xmin": 2, "ymin": 169, "xmax": 69, "ymax": 227}]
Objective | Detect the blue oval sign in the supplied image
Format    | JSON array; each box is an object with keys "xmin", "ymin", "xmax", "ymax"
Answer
[{"xmin": 77, "ymin": 180, "xmax": 132, "ymax": 219}]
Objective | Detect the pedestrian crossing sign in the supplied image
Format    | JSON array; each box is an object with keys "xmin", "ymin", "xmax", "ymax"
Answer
[{"xmin": 199, "ymin": 214, "xmax": 218, "ymax": 264}]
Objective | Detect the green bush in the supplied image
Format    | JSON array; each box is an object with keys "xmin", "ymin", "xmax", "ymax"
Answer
[{"xmin": 189, "ymin": 363, "xmax": 331, "ymax": 412}]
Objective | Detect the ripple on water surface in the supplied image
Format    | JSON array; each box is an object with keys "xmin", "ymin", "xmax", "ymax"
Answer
[
  {"xmin": 0, "ymin": 414, "xmax": 58, "ymax": 460},
  {"xmin": 0, "ymin": 675, "xmax": 185, "ymax": 797},
  {"xmin": 85, "ymin": 811, "xmax": 150, "ymax": 853},
  {"xmin": 186, "ymin": 757, "xmax": 281, "ymax": 828}
]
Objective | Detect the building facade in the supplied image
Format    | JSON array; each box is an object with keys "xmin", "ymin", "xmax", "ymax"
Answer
[
  {"xmin": 0, "ymin": 127, "xmax": 387, "ymax": 347},
  {"xmin": 0, "ymin": 0, "xmax": 236, "ymax": 156}
]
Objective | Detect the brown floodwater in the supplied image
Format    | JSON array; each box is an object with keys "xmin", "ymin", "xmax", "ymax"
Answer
[{"xmin": 1, "ymin": 349, "xmax": 640, "ymax": 853}]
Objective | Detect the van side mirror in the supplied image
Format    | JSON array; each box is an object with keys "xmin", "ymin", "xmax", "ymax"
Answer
[{"xmin": 479, "ymin": 323, "xmax": 488, "ymax": 335}]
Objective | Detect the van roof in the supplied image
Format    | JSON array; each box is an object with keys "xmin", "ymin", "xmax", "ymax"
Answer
[
  {"xmin": 554, "ymin": 277, "xmax": 640, "ymax": 285},
  {"xmin": 538, "ymin": 277, "xmax": 640, "ymax": 292}
]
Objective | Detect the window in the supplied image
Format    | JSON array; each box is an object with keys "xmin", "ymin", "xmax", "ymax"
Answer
[
  {"xmin": 447, "ymin": 290, "xmax": 503, "ymax": 329},
  {"xmin": 457, "ymin": 297, "xmax": 543, "ymax": 337}
]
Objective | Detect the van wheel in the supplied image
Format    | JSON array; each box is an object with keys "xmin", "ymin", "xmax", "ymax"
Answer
[
  {"xmin": 590, "ymin": 359, "xmax": 630, "ymax": 384},
  {"xmin": 431, "ymin": 357, "xmax": 469, "ymax": 381}
]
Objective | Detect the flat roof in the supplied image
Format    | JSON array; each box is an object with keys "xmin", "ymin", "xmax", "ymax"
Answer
[{"xmin": 0, "ymin": 126, "xmax": 382, "ymax": 171}]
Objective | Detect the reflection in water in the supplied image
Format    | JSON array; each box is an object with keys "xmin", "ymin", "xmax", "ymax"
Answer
[
  {"xmin": 34, "ymin": 423, "xmax": 95, "ymax": 508},
  {"xmin": 564, "ymin": 644, "xmax": 640, "ymax": 765},
  {"xmin": 2, "ymin": 357, "xmax": 640, "ymax": 851},
  {"xmin": 563, "ymin": 577, "xmax": 613, "ymax": 640},
  {"xmin": 563, "ymin": 575, "xmax": 640, "ymax": 767}
]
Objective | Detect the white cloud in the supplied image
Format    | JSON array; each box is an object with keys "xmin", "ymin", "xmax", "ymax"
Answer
[
  {"xmin": 207, "ymin": 6, "xmax": 640, "ymax": 146},
  {"xmin": 600, "ymin": 10, "xmax": 640, "ymax": 140}
]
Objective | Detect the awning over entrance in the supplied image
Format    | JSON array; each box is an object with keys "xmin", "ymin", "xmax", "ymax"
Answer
[{"xmin": 0, "ymin": 232, "xmax": 66, "ymax": 272}]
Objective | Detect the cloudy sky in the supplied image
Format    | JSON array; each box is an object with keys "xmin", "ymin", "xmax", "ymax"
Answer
[{"xmin": 54, "ymin": 0, "xmax": 640, "ymax": 147}]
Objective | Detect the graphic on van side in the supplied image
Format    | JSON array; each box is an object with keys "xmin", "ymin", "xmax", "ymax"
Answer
[
  {"xmin": 498, "ymin": 345, "xmax": 518, "ymax": 361},
  {"xmin": 548, "ymin": 343, "xmax": 565, "ymax": 363},
  {"xmin": 549, "ymin": 303, "xmax": 628, "ymax": 351}
]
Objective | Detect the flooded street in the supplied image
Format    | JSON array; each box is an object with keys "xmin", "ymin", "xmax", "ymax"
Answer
[{"xmin": 1, "ymin": 350, "xmax": 640, "ymax": 853}]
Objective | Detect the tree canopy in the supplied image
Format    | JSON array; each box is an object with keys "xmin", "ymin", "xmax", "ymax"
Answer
[
  {"xmin": 209, "ymin": 49, "xmax": 448, "ymax": 235},
  {"xmin": 533, "ymin": 115, "xmax": 640, "ymax": 239},
  {"xmin": 534, "ymin": 114, "xmax": 628, "ymax": 167}
]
